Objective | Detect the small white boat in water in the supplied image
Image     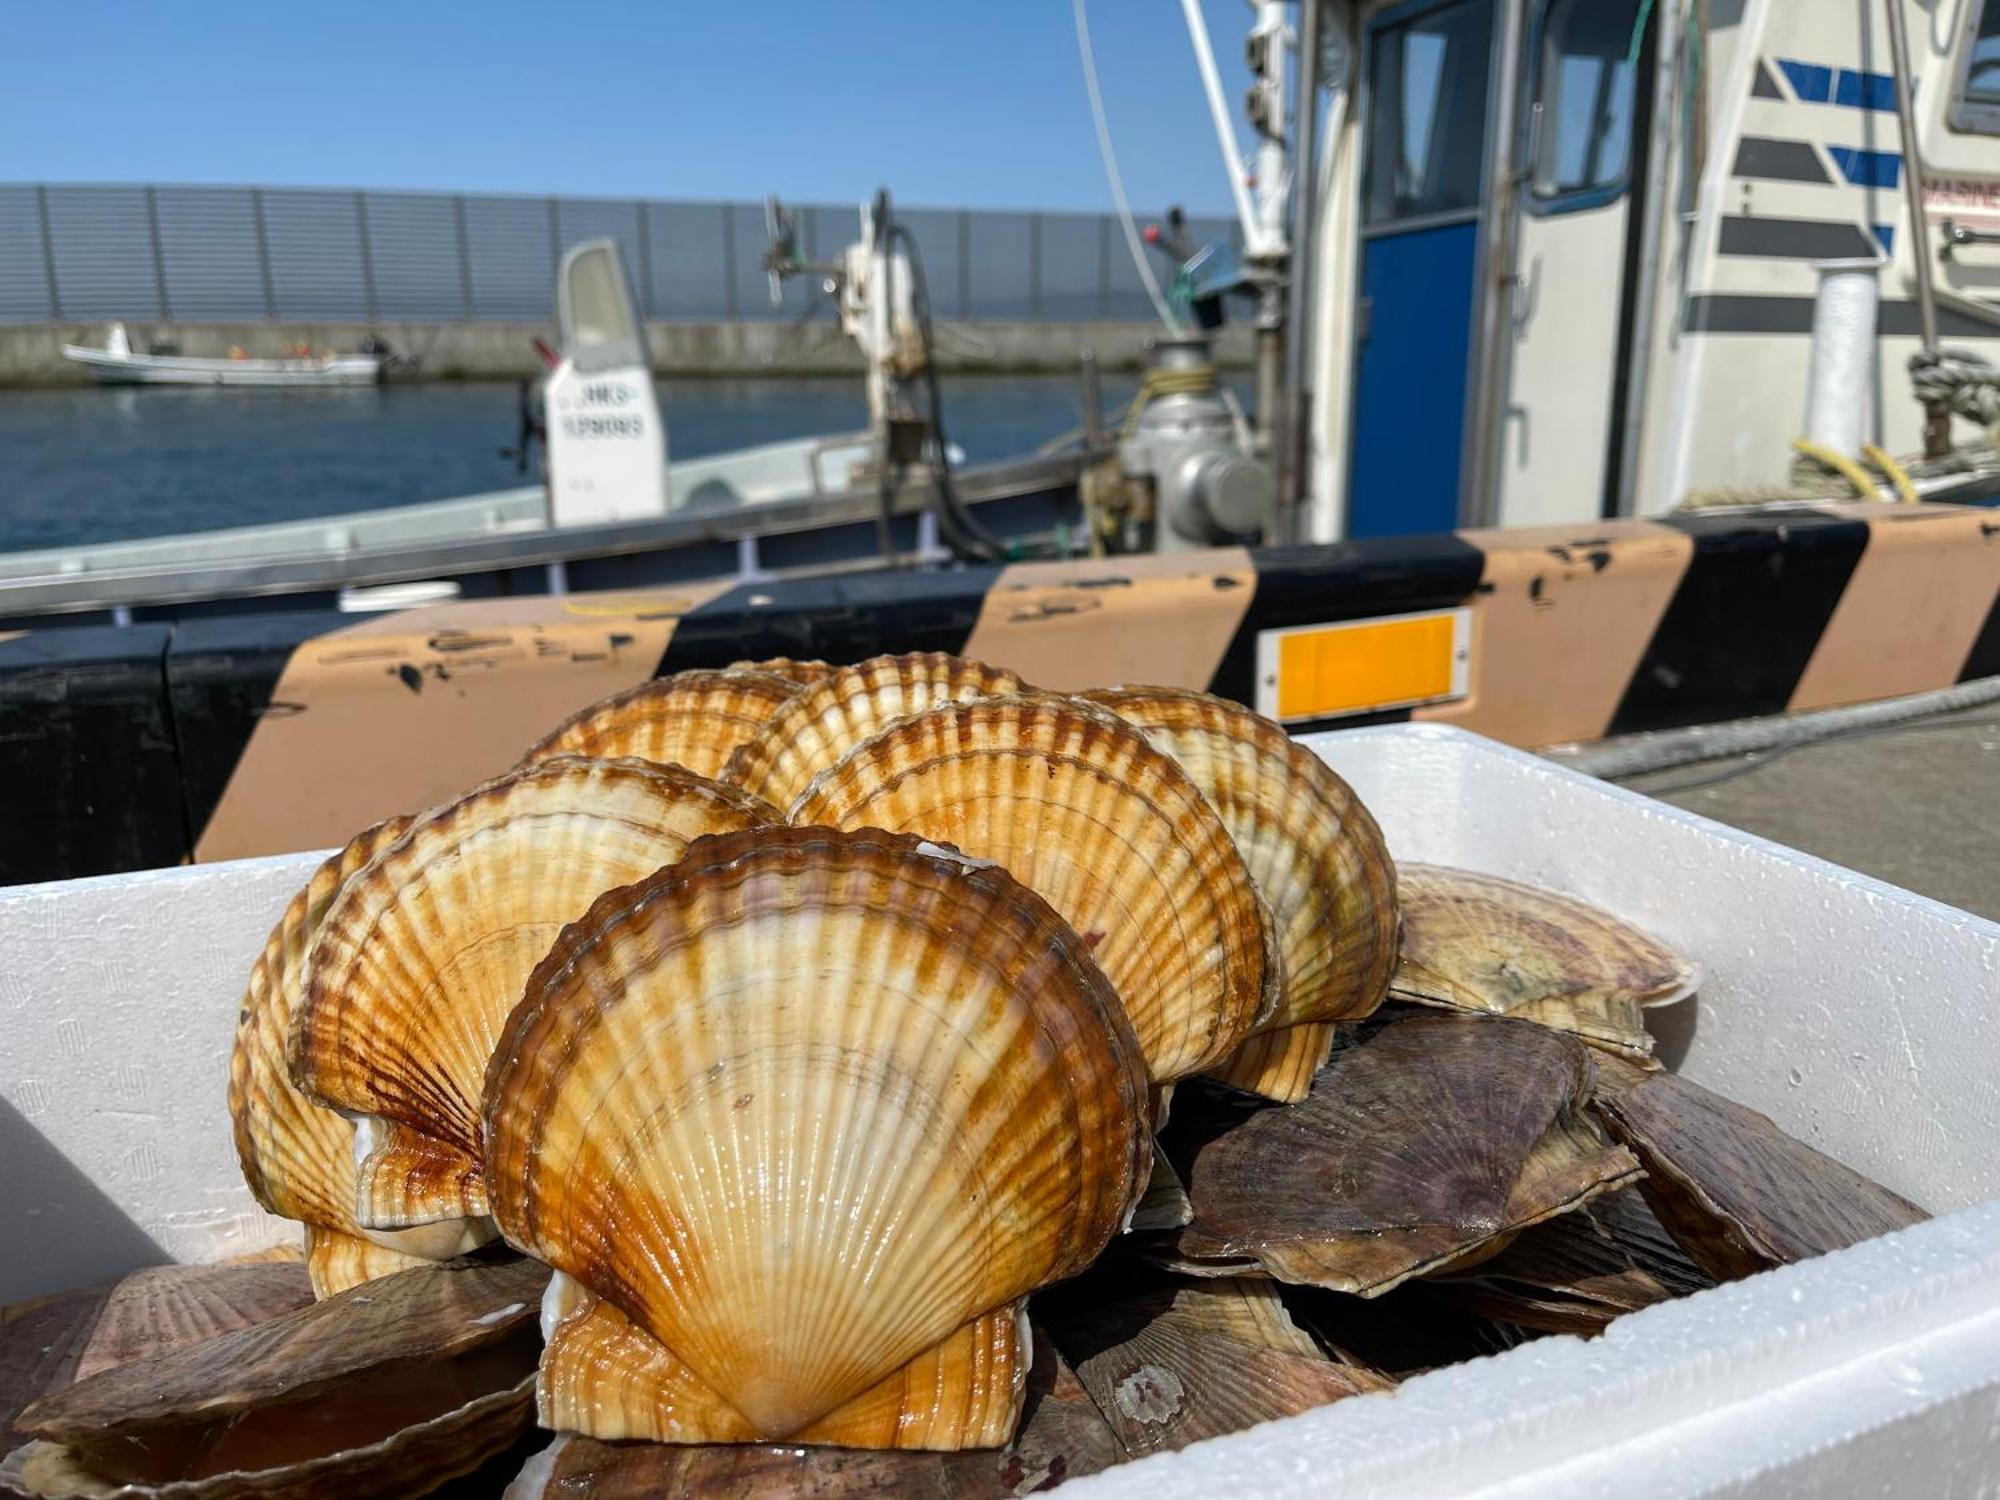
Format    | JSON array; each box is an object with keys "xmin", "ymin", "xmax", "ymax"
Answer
[{"xmin": 60, "ymin": 322, "xmax": 387, "ymax": 387}]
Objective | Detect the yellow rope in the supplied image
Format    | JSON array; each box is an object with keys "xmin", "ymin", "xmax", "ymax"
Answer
[
  {"xmin": 1862, "ymin": 442, "xmax": 1919, "ymax": 504},
  {"xmin": 1122, "ymin": 364, "xmax": 1217, "ymax": 438},
  {"xmin": 1791, "ymin": 436, "xmax": 1879, "ymax": 500}
]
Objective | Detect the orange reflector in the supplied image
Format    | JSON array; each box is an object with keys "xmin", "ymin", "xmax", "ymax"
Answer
[{"xmin": 1256, "ymin": 608, "xmax": 1470, "ymax": 722}]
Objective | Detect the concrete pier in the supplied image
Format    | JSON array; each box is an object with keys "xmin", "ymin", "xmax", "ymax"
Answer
[{"xmin": 0, "ymin": 319, "xmax": 1253, "ymax": 387}]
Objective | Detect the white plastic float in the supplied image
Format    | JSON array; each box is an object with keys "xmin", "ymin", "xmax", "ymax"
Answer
[{"xmin": 3, "ymin": 723, "xmax": 1996, "ymax": 1496}]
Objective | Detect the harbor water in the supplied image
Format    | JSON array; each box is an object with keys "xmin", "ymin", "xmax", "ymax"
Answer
[{"xmin": 0, "ymin": 373, "xmax": 1162, "ymax": 554}]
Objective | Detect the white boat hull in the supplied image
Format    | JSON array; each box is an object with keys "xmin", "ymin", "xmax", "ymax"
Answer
[{"xmin": 60, "ymin": 345, "xmax": 384, "ymax": 387}]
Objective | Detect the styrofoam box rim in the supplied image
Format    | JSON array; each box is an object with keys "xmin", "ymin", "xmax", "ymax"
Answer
[
  {"xmin": 1065, "ymin": 725, "xmax": 2000, "ymax": 1498},
  {"xmin": 3, "ymin": 723, "xmax": 1997, "ymax": 1497}
]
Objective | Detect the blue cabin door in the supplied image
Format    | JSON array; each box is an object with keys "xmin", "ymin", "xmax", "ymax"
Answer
[{"xmin": 1347, "ymin": 0, "xmax": 1496, "ymax": 539}]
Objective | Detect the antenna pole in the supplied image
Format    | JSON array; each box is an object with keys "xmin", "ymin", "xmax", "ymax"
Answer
[{"xmin": 1882, "ymin": 0, "xmax": 1949, "ymax": 456}]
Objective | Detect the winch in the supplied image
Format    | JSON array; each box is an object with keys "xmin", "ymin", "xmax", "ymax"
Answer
[{"xmin": 1120, "ymin": 334, "xmax": 1274, "ymax": 552}]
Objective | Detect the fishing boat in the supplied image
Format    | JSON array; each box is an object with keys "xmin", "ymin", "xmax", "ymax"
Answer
[
  {"xmin": 0, "ymin": 0, "xmax": 1998, "ymax": 951},
  {"xmin": 58, "ymin": 321, "xmax": 389, "ymax": 387},
  {"xmin": 9, "ymin": 0, "xmax": 2000, "ymax": 632},
  {"xmin": 3, "ymin": 224, "xmax": 1090, "ymax": 628}
]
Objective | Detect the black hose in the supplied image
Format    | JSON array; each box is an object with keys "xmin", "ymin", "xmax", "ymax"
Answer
[
  {"xmin": 886, "ymin": 221, "xmax": 1013, "ymax": 564},
  {"xmin": 874, "ymin": 453, "xmax": 903, "ymax": 569}
]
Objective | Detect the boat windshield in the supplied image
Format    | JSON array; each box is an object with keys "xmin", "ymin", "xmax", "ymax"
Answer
[{"xmin": 557, "ymin": 240, "xmax": 647, "ymax": 373}]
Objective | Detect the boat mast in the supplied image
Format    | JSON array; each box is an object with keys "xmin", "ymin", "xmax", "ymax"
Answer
[
  {"xmin": 1278, "ymin": 0, "xmax": 1326, "ymax": 541},
  {"xmin": 1180, "ymin": 0, "xmax": 1293, "ymax": 481},
  {"xmin": 1881, "ymin": 0, "xmax": 1949, "ymax": 457}
]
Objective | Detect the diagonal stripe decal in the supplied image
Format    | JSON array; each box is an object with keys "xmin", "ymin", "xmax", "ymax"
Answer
[
  {"xmin": 1829, "ymin": 146, "xmax": 1902, "ymax": 188},
  {"xmin": 1684, "ymin": 296, "xmax": 2000, "ymax": 337},
  {"xmin": 1789, "ymin": 505, "xmax": 2000, "ymax": 710},
  {"xmin": 1962, "ymin": 556, "xmax": 2000, "ymax": 683},
  {"xmin": 1414, "ymin": 523, "xmax": 1694, "ymax": 745},
  {"xmin": 1778, "ymin": 58, "xmax": 1834, "ymax": 102},
  {"xmin": 1774, "ymin": 57, "xmax": 1902, "ymax": 111},
  {"xmin": 1609, "ymin": 511, "xmax": 1871, "ymax": 734},
  {"xmin": 1732, "ymin": 136, "xmax": 1831, "ymax": 184},
  {"xmin": 1832, "ymin": 68, "xmax": 1899, "ymax": 111},
  {"xmin": 1717, "ymin": 216, "xmax": 1881, "ymax": 259}
]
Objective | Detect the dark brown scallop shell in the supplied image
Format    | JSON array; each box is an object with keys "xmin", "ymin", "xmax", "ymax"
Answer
[
  {"xmin": 1595, "ymin": 1070, "xmax": 1928, "ymax": 1280},
  {"xmin": 5, "ymin": 1257, "xmax": 546, "ymax": 1500},
  {"xmin": 1168, "ymin": 1015, "xmax": 1642, "ymax": 1296}
]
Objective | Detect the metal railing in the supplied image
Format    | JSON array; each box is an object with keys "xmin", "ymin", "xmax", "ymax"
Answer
[{"xmin": 0, "ymin": 183, "xmax": 1238, "ymax": 326}]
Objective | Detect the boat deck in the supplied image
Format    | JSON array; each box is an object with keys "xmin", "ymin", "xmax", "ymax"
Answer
[{"xmin": 1618, "ymin": 702, "xmax": 2000, "ymax": 921}]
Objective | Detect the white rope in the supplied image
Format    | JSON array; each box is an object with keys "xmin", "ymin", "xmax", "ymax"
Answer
[
  {"xmin": 1072, "ymin": 0, "xmax": 1180, "ymax": 333},
  {"xmin": 1910, "ymin": 347, "xmax": 2000, "ymax": 427},
  {"xmin": 1545, "ymin": 673, "xmax": 2000, "ymax": 779}
]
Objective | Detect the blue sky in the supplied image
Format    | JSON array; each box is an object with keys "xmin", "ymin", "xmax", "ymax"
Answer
[{"xmin": 0, "ymin": 1, "xmax": 1255, "ymax": 214}]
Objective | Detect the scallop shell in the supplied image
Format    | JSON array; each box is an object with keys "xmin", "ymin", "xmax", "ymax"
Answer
[
  {"xmin": 719, "ymin": 652, "xmax": 1027, "ymax": 810},
  {"xmin": 4, "ymin": 1257, "xmax": 546, "ymax": 1500},
  {"xmin": 1430, "ymin": 1185, "xmax": 1714, "ymax": 1334},
  {"xmin": 1049, "ymin": 1279, "xmax": 1391, "ymax": 1458},
  {"xmin": 792, "ymin": 694, "xmax": 1267, "ymax": 1084},
  {"xmin": 291, "ymin": 756, "xmax": 776, "ymax": 1232},
  {"xmin": 3, "ymin": 1289, "xmax": 119, "ymax": 1441},
  {"xmin": 1083, "ymin": 687, "xmax": 1399, "ymax": 1102},
  {"xmin": 1390, "ymin": 865, "xmax": 1699, "ymax": 1060},
  {"xmin": 504, "ymin": 1328, "xmax": 1119, "ymax": 1498},
  {"xmin": 69, "ymin": 1264, "xmax": 314, "ymax": 1385},
  {"xmin": 1276, "ymin": 1279, "xmax": 1535, "ymax": 1377},
  {"xmin": 726, "ymin": 656, "xmax": 834, "ymax": 685},
  {"xmin": 0, "ymin": 1263, "xmax": 315, "ymax": 1438},
  {"xmin": 1595, "ymin": 1070, "xmax": 1927, "ymax": 1281},
  {"xmin": 1169, "ymin": 1015, "xmax": 1643, "ymax": 1296},
  {"xmin": 519, "ymin": 668, "xmax": 802, "ymax": 776},
  {"xmin": 481, "ymin": 826, "xmax": 1152, "ymax": 1448},
  {"xmin": 535, "ymin": 1279, "xmax": 1029, "ymax": 1449},
  {"xmin": 230, "ymin": 816, "xmax": 407, "ymax": 1230},
  {"xmin": 227, "ymin": 817, "xmax": 493, "ymax": 1295},
  {"xmin": 1206, "ymin": 1020, "xmax": 1338, "ymax": 1108},
  {"xmin": 302, "ymin": 1226, "xmax": 443, "ymax": 1302},
  {"xmin": 1131, "ymin": 1143, "xmax": 1194, "ymax": 1233}
]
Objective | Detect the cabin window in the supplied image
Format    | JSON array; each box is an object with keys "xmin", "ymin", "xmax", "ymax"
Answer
[
  {"xmin": 1952, "ymin": 0, "xmax": 2000, "ymax": 133},
  {"xmin": 1530, "ymin": 0, "xmax": 1643, "ymax": 206},
  {"xmin": 1363, "ymin": 0, "xmax": 1495, "ymax": 225}
]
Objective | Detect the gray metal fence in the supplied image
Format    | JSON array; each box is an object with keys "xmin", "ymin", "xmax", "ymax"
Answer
[{"xmin": 0, "ymin": 184, "xmax": 1238, "ymax": 326}]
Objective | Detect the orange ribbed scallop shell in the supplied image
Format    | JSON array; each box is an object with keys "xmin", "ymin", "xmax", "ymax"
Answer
[
  {"xmin": 289, "ymin": 757, "xmax": 777, "ymax": 1234},
  {"xmin": 1084, "ymin": 686, "xmax": 1399, "ymax": 1102},
  {"xmin": 725, "ymin": 656, "xmax": 834, "ymax": 685},
  {"xmin": 228, "ymin": 816, "xmax": 493, "ymax": 1297},
  {"xmin": 791, "ymin": 693, "xmax": 1266, "ymax": 1084},
  {"xmin": 719, "ymin": 652, "xmax": 1026, "ymax": 810},
  {"xmin": 520, "ymin": 668, "xmax": 802, "ymax": 776},
  {"xmin": 481, "ymin": 826, "xmax": 1152, "ymax": 1449}
]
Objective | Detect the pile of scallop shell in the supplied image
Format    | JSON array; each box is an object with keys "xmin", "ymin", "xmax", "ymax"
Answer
[{"xmin": 0, "ymin": 655, "xmax": 1931, "ymax": 1499}]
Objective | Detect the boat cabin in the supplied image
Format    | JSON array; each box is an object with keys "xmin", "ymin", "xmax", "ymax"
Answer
[{"xmin": 1298, "ymin": 0, "xmax": 2000, "ymax": 539}]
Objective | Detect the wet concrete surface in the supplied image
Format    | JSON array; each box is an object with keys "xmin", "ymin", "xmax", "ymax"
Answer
[{"xmin": 1616, "ymin": 704, "xmax": 2000, "ymax": 921}]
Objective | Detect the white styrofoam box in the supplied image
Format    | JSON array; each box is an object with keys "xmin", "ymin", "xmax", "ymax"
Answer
[
  {"xmin": 2, "ymin": 723, "xmax": 1997, "ymax": 1495},
  {"xmin": 2, "ymin": 845, "xmax": 325, "ymax": 1293}
]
